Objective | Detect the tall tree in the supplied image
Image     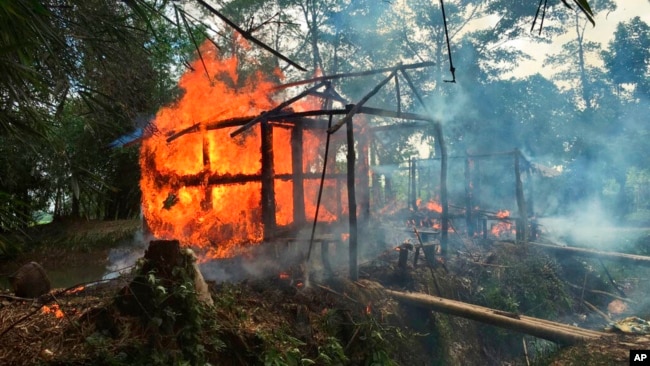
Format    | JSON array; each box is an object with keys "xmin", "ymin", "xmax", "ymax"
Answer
[{"xmin": 602, "ymin": 17, "xmax": 650, "ymax": 99}]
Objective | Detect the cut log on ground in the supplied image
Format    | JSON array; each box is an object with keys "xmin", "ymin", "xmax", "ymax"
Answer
[{"xmin": 386, "ymin": 289, "xmax": 613, "ymax": 345}]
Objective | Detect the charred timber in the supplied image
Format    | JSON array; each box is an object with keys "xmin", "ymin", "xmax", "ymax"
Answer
[
  {"xmin": 166, "ymin": 107, "xmax": 438, "ymax": 144},
  {"xmin": 231, "ymin": 82, "xmax": 328, "ymax": 137},
  {"xmin": 386, "ymin": 290, "xmax": 611, "ymax": 345},
  {"xmin": 329, "ymin": 71, "xmax": 398, "ymax": 134}
]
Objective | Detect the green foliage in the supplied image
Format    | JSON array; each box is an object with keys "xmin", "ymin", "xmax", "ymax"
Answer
[
  {"xmin": 257, "ymin": 328, "xmax": 315, "ymax": 366},
  {"xmin": 346, "ymin": 315, "xmax": 403, "ymax": 366},
  {"xmin": 314, "ymin": 337, "xmax": 348, "ymax": 365},
  {"xmin": 602, "ymin": 17, "xmax": 650, "ymax": 95},
  {"xmin": 476, "ymin": 253, "xmax": 572, "ymax": 319}
]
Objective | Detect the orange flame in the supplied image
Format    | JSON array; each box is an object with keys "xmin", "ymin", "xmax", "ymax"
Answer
[
  {"xmin": 140, "ymin": 42, "xmax": 335, "ymax": 258},
  {"xmin": 65, "ymin": 286, "xmax": 85, "ymax": 295},
  {"xmin": 496, "ymin": 210, "xmax": 510, "ymax": 218},
  {"xmin": 491, "ymin": 221, "xmax": 515, "ymax": 237},
  {"xmin": 42, "ymin": 304, "xmax": 64, "ymax": 319},
  {"xmin": 425, "ymin": 200, "xmax": 443, "ymax": 213}
]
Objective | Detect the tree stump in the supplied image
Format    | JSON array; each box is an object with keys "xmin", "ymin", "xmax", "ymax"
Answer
[{"xmin": 116, "ymin": 239, "xmax": 213, "ymax": 317}]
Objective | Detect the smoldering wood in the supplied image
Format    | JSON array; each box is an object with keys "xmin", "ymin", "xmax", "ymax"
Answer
[{"xmin": 386, "ymin": 290, "xmax": 612, "ymax": 345}]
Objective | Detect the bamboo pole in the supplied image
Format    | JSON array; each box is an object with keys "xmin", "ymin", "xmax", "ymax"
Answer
[
  {"xmin": 386, "ymin": 290, "xmax": 612, "ymax": 345},
  {"xmin": 526, "ymin": 241, "xmax": 650, "ymax": 266}
]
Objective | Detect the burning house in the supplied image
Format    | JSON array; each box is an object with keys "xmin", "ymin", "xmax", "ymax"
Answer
[{"xmin": 138, "ymin": 41, "xmax": 543, "ymax": 280}]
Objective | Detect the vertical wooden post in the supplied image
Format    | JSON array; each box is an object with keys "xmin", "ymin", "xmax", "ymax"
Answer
[
  {"xmin": 261, "ymin": 121, "xmax": 276, "ymax": 241},
  {"xmin": 201, "ymin": 125, "xmax": 212, "ymax": 211},
  {"xmin": 358, "ymin": 128, "xmax": 370, "ymax": 222},
  {"xmin": 465, "ymin": 152, "xmax": 474, "ymax": 236},
  {"xmin": 435, "ymin": 122, "xmax": 449, "ymax": 254},
  {"xmin": 514, "ymin": 149, "xmax": 528, "ymax": 244},
  {"xmin": 371, "ymin": 141, "xmax": 382, "ymax": 207},
  {"xmin": 346, "ymin": 118, "xmax": 358, "ymax": 281},
  {"xmin": 291, "ymin": 124, "xmax": 305, "ymax": 226},
  {"xmin": 526, "ymin": 165, "xmax": 535, "ymax": 217},
  {"xmin": 410, "ymin": 158, "xmax": 417, "ymax": 211},
  {"xmin": 526, "ymin": 166, "xmax": 536, "ymax": 241},
  {"xmin": 336, "ymin": 177, "xmax": 342, "ymax": 219}
]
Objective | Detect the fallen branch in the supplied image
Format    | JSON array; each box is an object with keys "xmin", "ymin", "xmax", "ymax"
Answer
[
  {"xmin": 583, "ymin": 300, "xmax": 612, "ymax": 323},
  {"xmin": 566, "ymin": 282, "xmax": 635, "ymax": 303}
]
